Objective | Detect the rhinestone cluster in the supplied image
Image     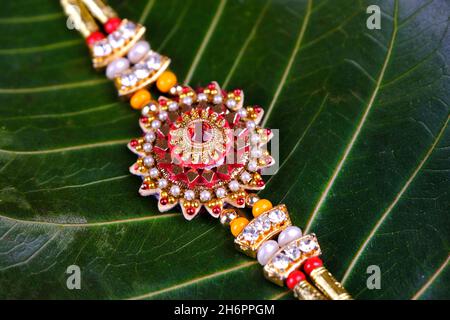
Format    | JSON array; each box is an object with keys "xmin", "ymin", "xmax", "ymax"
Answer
[
  {"xmin": 264, "ymin": 234, "xmax": 321, "ymax": 286},
  {"xmin": 116, "ymin": 51, "xmax": 171, "ymax": 96},
  {"xmin": 90, "ymin": 19, "xmax": 146, "ymax": 68},
  {"xmin": 234, "ymin": 205, "xmax": 291, "ymax": 257}
]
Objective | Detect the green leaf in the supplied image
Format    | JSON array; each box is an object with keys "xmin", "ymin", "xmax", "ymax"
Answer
[{"xmin": 0, "ymin": 0, "xmax": 449, "ymax": 299}]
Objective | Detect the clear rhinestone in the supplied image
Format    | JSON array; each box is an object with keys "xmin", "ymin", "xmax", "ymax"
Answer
[
  {"xmin": 145, "ymin": 53, "xmax": 162, "ymax": 70},
  {"xmin": 268, "ymin": 209, "xmax": 286, "ymax": 224},
  {"xmin": 253, "ymin": 216, "xmax": 271, "ymax": 232},
  {"xmin": 299, "ymin": 238, "xmax": 318, "ymax": 253},
  {"xmin": 284, "ymin": 246, "xmax": 301, "ymax": 260},
  {"xmin": 93, "ymin": 40, "xmax": 112, "ymax": 57},
  {"xmin": 121, "ymin": 72, "xmax": 138, "ymax": 87},
  {"xmin": 242, "ymin": 225, "xmax": 258, "ymax": 242},
  {"xmin": 272, "ymin": 254, "xmax": 290, "ymax": 270},
  {"xmin": 121, "ymin": 22, "xmax": 137, "ymax": 39},
  {"xmin": 134, "ymin": 64, "xmax": 151, "ymax": 79},
  {"xmin": 108, "ymin": 31, "xmax": 125, "ymax": 49}
]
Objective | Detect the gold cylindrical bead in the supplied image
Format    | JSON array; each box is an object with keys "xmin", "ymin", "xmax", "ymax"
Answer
[
  {"xmin": 82, "ymin": 0, "xmax": 117, "ymax": 23},
  {"xmin": 293, "ymin": 280, "xmax": 328, "ymax": 300},
  {"xmin": 61, "ymin": 0, "xmax": 99, "ymax": 37},
  {"xmin": 309, "ymin": 266, "xmax": 353, "ymax": 300}
]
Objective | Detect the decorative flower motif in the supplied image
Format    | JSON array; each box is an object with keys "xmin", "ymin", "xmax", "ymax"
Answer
[{"xmin": 128, "ymin": 82, "xmax": 274, "ymax": 220}]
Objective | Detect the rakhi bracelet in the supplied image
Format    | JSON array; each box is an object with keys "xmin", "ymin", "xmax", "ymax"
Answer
[{"xmin": 61, "ymin": 0, "xmax": 352, "ymax": 300}]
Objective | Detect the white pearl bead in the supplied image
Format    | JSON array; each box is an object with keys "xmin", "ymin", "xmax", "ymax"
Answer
[
  {"xmin": 143, "ymin": 143, "xmax": 153, "ymax": 153},
  {"xmin": 144, "ymin": 131, "xmax": 156, "ymax": 142},
  {"xmin": 215, "ymin": 187, "xmax": 226, "ymax": 198},
  {"xmin": 168, "ymin": 102, "xmax": 179, "ymax": 111},
  {"xmin": 106, "ymin": 58, "xmax": 130, "ymax": 79},
  {"xmin": 127, "ymin": 40, "xmax": 150, "ymax": 64},
  {"xmin": 213, "ymin": 95, "xmax": 223, "ymax": 104},
  {"xmin": 200, "ymin": 190, "xmax": 211, "ymax": 202},
  {"xmin": 246, "ymin": 121, "xmax": 256, "ymax": 130},
  {"xmin": 257, "ymin": 240, "xmax": 279, "ymax": 265},
  {"xmin": 170, "ymin": 185, "xmax": 180, "ymax": 197},
  {"xmin": 143, "ymin": 156, "xmax": 154, "ymax": 167},
  {"xmin": 158, "ymin": 179, "xmax": 168, "ymax": 189},
  {"xmin": 277, "ymin": 226, "xmax": 303, "ymax": 247},
  {"xmin": 149, "ymin": 168, "xmax": 159, "ymax": 178},
  {"xmin": 238, "ymin": 109, "xmax": 247, "ymax": 118},
  {"xmin": 158, "ymin": 111, "xmax": 168, "ymax": 121},
  {"xmin": 247, "ymin": 160, "xmax": 258, "ymax": 172},
  {"xmin": 184, "ymin": 190, "xmax": 195, "ymax": 200},
  {"xmin": 250, "ymin": 133, "xmax": 260, "ymax": 145},
  {"xmin": 251, "ymin": 148, "xmax": 262, "ymax": 158},
  {"xmin": 197, "ymin": 93, "xmax": 207, "ymax": 101},
  {"xmin": 151, "ymin": 120, "xmax": 161, "ymax": 129},
  {"xmin": 182, "ymin": 96, "xmax": 193, "ymax": 105},
  {"xmin": 229, "ymin": 180, "xmax": 240, "ymax": 192},
  {"xmin": 141, "ymin": 105, "xmax": 151, "ymax": 116},
  {"xmin": 240, "ymin": 171, "xmax": 251, "ymax": 183},
  {"xmin": 226, "ymin": 99, "xmax": 236, "ymax": 108}
]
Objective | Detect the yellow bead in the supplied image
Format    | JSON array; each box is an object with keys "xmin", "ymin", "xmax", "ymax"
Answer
[
  {"xmin": 130, "ymin": 89, "xmax": 151, "ymax": 109},
  {"xmin": 156, "ymin": 71, "xmax": 177, "ymax": 93},
  {"xmin": 252, "ymin": 199, "xmax": 273, "ymax": 217},
  {"xmin": 230, "ymin": 217, "xmax": 249, "ymax": 237}
]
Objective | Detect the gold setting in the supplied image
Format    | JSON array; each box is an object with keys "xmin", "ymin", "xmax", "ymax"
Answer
[
  {"xmin": 309, "ymin": 267, "xmax": 353, "ymax": 300},
  {"xmin": 234, "ymin": 205, "xmax": 291, "ymax": 258},
  {"xmin": 264, "ymin": 234, "xmax": 321, "ymax": 286},
  {"xmin": 115, "ymin": 55, "xmax": 171, "ymax": 96},
  {"xmin": 293, "ymin": 280, "xmax": 328, "ymax": 300},
  {"xmin": 90, "ymin": 19, "xmax": 146, "ymax": 69},
  {"xmin": 82, "ymin": 0, "xmax": 117, "ymax": 23},
  {"xmin": 61, "ymin": 0, "xmax": 99, "ymax": 37}
]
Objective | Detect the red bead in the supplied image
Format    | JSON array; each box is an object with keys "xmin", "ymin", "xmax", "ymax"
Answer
[
  {"xmin": 159, "ymin": 99, "xmax": 167, "ymax": 106},
  {"xmin": 265, "ymin": 128, "xmax": 272, "ymax": 136},
  {"xmin": 286, "ymin": 270, "xmax": 306, "ymax": 289},
  {"xmin": 303, "ymin": 257, "xmax": 323, "ymax": 275},
  {"xmin": 237, "ymin": 198, "xmax": 245, "ymax": 206},
  {"xmin": 182, "ymin": 87, "xmax": 190, "ymax": 94},
  {"xmin": 104, "ymin": 17, "xmax": 122, "ymax": 34},
  {"xmin": 130, "ymin": 139, "xmax": 139, "ymax": 147},
  {"xmin": 257, "ymin": 180, "xmax": 265, "ymax": 187},
  {"xmin": 233, "ymin": 89, "xmax": 241, "ymax": 96},
  {"xmin": 208, "ymin": 83, "xmax": 216, "ymax": 90},
  {"xmin": 141, "ymin": 182, "xmax": 149, "ymax": 190},
  {"xmin": 160, "ymin": 198, "xmax": 168, "ymax": 205},
  {"xmin": 140, "ymin": 116, "xmax": 149, "ymax": 123},
  {"xmin": 187, "ymin": 207, "xmax": 195, "ymax": 215},
  {"xmin": 212, "ymin": 206, "xmax": 221, "ymax": 215},
  {"xmin": 196, "ymin": 87, "xmax": 204, "ymax": 93},
  {"xmin": 254, "ymin": 106, "xmax": 262, "ymax": 113},
  {"xmin": 86, "ymin": 31, "xmax": 105, "ymax": 46}
]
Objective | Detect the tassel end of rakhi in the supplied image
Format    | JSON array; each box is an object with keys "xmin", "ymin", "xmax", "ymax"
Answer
[
  {"xmin": 222, "ymin": 202, "xmax": 352, "ymax": 300},
  {"xmin": 304, "ymin": 257, "xmax": 353, "ymax": 300}
]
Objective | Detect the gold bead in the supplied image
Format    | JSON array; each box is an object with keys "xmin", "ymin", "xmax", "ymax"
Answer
[
  {"xmin": 156, "ymin": 71, "xmax": 177, "ymax": 93},
  {"xmin": 230, "ymin": 217, "xmax": 249, "ymax": 237},
  {"xmin": 252, "ymin": 199, "xmax": 273, "ymax": 217}
]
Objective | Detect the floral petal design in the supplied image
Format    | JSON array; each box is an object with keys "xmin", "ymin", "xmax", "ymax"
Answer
[{"xmin": 129, "ymin": 82, "xmax": 274, "ymax": 220}]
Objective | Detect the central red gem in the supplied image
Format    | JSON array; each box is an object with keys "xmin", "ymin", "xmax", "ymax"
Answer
[{"xmin": 187, "ymin": 121, "xmax": 213, "ymax": 143}]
